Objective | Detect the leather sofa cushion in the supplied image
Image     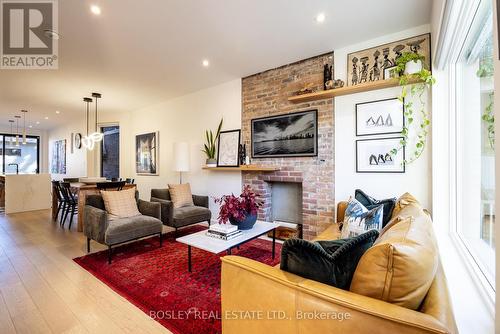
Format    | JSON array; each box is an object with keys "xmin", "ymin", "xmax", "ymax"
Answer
[
  {"xmin": 392, "ymin": 192, "xmax": 421, "ymax": 217},
  {"xmin": 105, "ymin": 215, "xmax": 162, "ymax": 245},
  {"xmin": 350, "ymin": 207, "xmax": 438, "ymax": 310},
  {"xmin": 173, "ymin": 205, "xmax": 211, "ymax": 227}
]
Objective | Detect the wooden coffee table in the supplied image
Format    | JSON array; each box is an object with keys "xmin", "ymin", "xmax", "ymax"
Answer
[{"xmin": 176, "ymin": 221, "xmax": 279, "ymax": 272}]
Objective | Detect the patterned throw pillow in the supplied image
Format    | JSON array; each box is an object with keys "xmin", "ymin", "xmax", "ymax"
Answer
[
  {"xmin": 355, "ymin": 189, "xmax": 396, "ymax": 227},
  {"xmin": 100, "ymin": 188, "xmax": 141, "ymax": 218},
  {"xmin": 168, "ymin": 183, "xmax": 194, "ymax": 208},
  {"xmin": 341, "ymin": 197, "xmax": 383, "ymax": 239}
]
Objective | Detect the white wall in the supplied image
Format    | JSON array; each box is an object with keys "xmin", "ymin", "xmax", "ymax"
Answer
[
  {"xmin": 47, "ymin": 117, "xmax": 88, "ymax": 180},
  {"xmin": 51, "ymin": 79, "xmax": 243, "ymax": 218},
  {"xmin": 334, "ymin": 25, "xmax": 432, "ymax": 210}
]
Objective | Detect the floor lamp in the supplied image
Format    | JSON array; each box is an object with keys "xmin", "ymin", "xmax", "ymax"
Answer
[{"xmin": 173, "ymin": 142, "xmax": 190, "ymax": 184}]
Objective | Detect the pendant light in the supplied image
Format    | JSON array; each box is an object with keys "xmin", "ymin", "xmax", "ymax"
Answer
[
  {"xmin": 14, "ymin": 115, "xmax": 21, "ymax": 147},
  {"xmin": 90, "ymin": 92, "xmax": 103, "ymax": 142},
  {"xmin": 21, "ymin": 110, "xmax": 27, "ymax": 144},
  {"xmin": 8, "ymin": 120, "xmax": 14, "ymax": 145},
  {"xmin": 82, "ymin": 97, "xmax": 94, "ymax": 150}
]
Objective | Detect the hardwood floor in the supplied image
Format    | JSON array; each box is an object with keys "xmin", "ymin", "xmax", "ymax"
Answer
[{"xmin": 0, "ymin": 210, "xmax": 171, "ymax": 334}]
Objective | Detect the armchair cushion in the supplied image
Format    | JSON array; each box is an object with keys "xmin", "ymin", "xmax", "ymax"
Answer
[
  {"xmin": 167, "ymin": 183, "xmax": 194, "ymax": 208},
  {"xmin": 280, "ymin": 230, "xmax": 379, "ymax": 290},
  {"xmin": 105, "ymin": 215, "xmax": 163, "ymax": 245},
  {"xmin": 100, "ymin": 188, "xmax": 141, "ymax": 218},
  {"xmin": 172, "ymin": 206, "xmax": 211, "ymax": 228}
]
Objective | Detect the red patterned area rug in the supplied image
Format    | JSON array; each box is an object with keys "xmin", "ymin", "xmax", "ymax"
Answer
[{"xmin": 74, "ymin": 225, "xmax": 281, "ymax": 334}]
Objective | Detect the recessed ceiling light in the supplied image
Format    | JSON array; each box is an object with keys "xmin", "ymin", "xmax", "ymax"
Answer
[
  {"xmin": 44, "ymin": 116, "xmax": 49, "ymax": 120},
  {"xmin": 90, "ymin": 5, "xmax": 101, "ymax": 15},
  {"xmin": 29, "ymin": 125, "xmax": 33, "ymax": 128},
  {"xmin": 36, "ymin": 121, "xmax": 40, "ymax": 124},
  {"xmin": 55, "ymin": 110, "xmax": 60, "ymax": 114},
  {"xmin": 315, "ymin": 13, "xmax": 326, "ymax": 23},
  {"xmin": 44, "ymin": 29, "xmax": 60, "ymax": 40},
  {"xmin": 202, "ymin": 59, "xmax": 210, "ymax": 67}
]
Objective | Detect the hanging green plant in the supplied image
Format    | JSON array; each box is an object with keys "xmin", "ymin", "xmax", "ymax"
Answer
[
  {"xmin": 390, "ymin": 52, "xmax": 436, "ymax": 164},
  {"xmin": 476, "ymin": 57, "xmax": 494, "ymax": 149}
]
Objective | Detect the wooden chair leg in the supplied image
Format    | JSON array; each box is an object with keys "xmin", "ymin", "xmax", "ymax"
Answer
[
  {"xmin": 59, "ymin": 202, "xmax": 66, "ymax": 225},
  {"xmin": 87, "ymin": 238, "xmax": 91, "ymax": 253},
  {"xmin": 68, "ymin": 205, "xmax": 76, "ymax": 230}
]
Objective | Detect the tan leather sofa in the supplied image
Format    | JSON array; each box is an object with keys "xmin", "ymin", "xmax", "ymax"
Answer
[{"xmin": 221, "ymin": 195, "xmax": 458, "ymax": 333}]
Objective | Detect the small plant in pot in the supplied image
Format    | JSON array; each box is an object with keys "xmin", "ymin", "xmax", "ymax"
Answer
[
  {"xmin": 214, "ymin": 185, "xmax": 262, "ymax": 230},
  {"xmin": 202, "ymin": 118, "xmax": 223, "ymax": 167}
]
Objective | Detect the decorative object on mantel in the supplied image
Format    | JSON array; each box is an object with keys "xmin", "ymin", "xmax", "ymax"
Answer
[
  {"xmin": 173, "ymin": 142, "xmax": 190, "ymax": 183},
  {"xmin": 347, "ymin": 33, "xmax": 430, "ymax": 86},
  {"xmin": 295, "ymin": 82, "xmax": 315, "ymax": 95},
  {"xmin": 238, "ymin": 144, "xmax": 247, "ymax": 165},
  {"xmin": 356, "ymin": 98, "xmax": 404, "ymax": 136},
  {"xmin": 323, "ymin": 63, "xmax": 333, "ymax": 90},
  {"xmin": 136, "ymin": 132, "xmax": 159, "ymax": 175},
  {"xmin": 251, "ymin": 110, "xmax": 318, "ymax": 158},
  {"xmin": 217, "ymin": 129, "xmax": 241, "ymax": 167},
  {"xmin": 202, "ymin": 118, "xmax": 223, "ymax": 167},
  {"xmin": 356, "ymin": 137, "xmax": 405, "ymax": 173},
  {"xmin": 214, "ymin": 185, "xmax": 262, "ymax": 230},
  {"xmin": 389, "ymin": 51, "xmax": 436, "ymax": 164}
]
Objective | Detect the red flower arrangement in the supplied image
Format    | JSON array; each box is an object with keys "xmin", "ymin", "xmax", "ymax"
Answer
[{"xmin": 214, "ymin": 185, "xmax": 262, "ymax": 224}]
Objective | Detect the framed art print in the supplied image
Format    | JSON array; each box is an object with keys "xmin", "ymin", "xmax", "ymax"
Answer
[
  {"xmin": 356, "ymin": 98, "xmax": 404, "ymax": 136},
  {"xmin": 217, "ymin": 129, "xmax": 241, "ymax": 167},
  {"xmin": 356, "ymin": 137, "xmax": 405, "ymax": 173},
  {"xmin": 251, "ymin": 109, "xmax": 318, "ymax": 158},
  {"xmin": 136, "ymin": 132, "xmax": 159, "ymax": 175}
]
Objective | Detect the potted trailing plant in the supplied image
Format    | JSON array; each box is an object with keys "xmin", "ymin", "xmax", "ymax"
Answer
[
  {"xmin": 214, "ymin": 185, "xmax": 262, "ymax": 230},
  {"xmin": 202, "ymin": 118, "xmax": 223, "ymax": 167},
  {"xmin": 390, "ymin": 52, "xmax": 436, "ymax": 164}
]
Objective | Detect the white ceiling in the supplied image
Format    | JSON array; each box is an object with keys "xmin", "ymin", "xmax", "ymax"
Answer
[{"xmin": 0, "ymin": 0, "xmax": 432, "ymax": 131}]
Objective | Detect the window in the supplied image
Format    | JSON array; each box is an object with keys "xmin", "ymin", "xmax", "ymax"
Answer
[
  {"xmin": 454, "ymin": 1, "xmax": 494, "ymax": 288},
  {"xmin": 0, "ymin": 134, "xmax": 40, "ymax": 174},
  {"xmin": 100, "ymin": 125, "xmax": 120, "ymax": 179}
]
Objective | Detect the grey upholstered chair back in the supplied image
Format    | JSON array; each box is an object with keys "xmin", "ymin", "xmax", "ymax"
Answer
[{"xmin": 151, "ymin": 189, "xmax": 171, "ymax": 200}]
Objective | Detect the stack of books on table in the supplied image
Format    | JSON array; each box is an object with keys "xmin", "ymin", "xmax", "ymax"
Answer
[{"xmin": 207, "ymin": 223, "xmax": 242, "ymax": 241}]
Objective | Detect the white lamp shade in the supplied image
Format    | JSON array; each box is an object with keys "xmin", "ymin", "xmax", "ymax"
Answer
[{"xmin": 173, "ymin": 142, "xmax": 190, "ymax": 172}]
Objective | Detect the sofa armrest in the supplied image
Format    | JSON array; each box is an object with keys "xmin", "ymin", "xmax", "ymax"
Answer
[
  {"xmin": 138, "ymin": 199, "xmax": 161, "ymax": 219},
  {"xmin": 337, "ymin": 201, "xmax": 348, "ymax": 224},
  {"xmin": 221, "ymin": 256, "xmax": 453, "ymax": 334},
  {"xmin": 192, "ymin": 194, "xmax": 209, "ymax": 208},
  {"xmin": 83, "ymin": 205, "xmax": 108, "ymax": 244},
  {"xmin": 151, "ymin": 197, "xmax": 174, "ymax": 224}
]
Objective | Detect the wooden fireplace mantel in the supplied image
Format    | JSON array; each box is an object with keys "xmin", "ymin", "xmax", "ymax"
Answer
[{"xmin": 202, "ymin": 165, "xmax": 280, "ymax": 172}]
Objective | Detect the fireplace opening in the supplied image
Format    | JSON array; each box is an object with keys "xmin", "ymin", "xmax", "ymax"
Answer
[{"xmin": 267, "ymin": 181, "xmax": 303, "ymax": 239}]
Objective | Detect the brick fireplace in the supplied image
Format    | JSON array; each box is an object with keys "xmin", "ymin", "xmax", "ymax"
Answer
[{"xmin": 241, "ymin": 53, "xmax": 335, "ymax": 240}]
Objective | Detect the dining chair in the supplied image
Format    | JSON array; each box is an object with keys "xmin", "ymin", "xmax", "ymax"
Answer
[
  {"xmin": 60, "ymin": 182, "xmax": 79, "ymax": 229},
  {"xmin": 51, "ymin": 180, "xmax": 67, "ymax": 223},
  {"xmin": 96, "ymin": 181, "xmax": 126, "ymax": 191},
  {"xmin": 63, "ymin": 178, "xmax": 80, "ymax": 183},
  {"xmin": 125, "ymin": 178, "xmax": 135, "ymax": 184}
]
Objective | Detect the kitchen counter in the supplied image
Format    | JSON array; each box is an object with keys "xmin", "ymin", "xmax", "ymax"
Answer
[{"xmin": 4, "ymin": 173, "xmax": 51, "ymax": 214}]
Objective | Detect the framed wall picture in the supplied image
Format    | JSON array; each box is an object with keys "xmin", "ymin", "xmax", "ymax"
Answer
[
  {"xmin": 51, "ymin": 139, "xmax": 66, "ymax": 174},
  {"xmin": 383, "ymin": 66, "xmax": 399, "ymax": 80},
  {"xmin": 251, "ymin": 109, "xmax": 318, "ymax": 158},
  {"xmin": 356, "ymin": 98, "xmax": 404, "ymax": 136},
  {"xmin": 217, "ymin": 129, "xmax": 241, "ymax": 167},
  {"xmin": 136, "ymin": 132, "xmax": 159, "ymax": 175},
  {"xmin": 356, "ymin": 137, "xmax": 405, "ymax": 173},
  {"xmin": 347, "ymin": 33, "xmax": 431, "ymax": 86}
]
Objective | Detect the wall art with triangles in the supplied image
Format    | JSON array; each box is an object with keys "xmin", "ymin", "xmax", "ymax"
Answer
[{"xmin": 355, "ymin": 98, "xmax": 404, "ymax": 136}]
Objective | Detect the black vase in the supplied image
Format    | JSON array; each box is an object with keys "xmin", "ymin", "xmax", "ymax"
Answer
[{"xmin": 229, "ymin": 212, "xmax": 257, "ymax": 230}]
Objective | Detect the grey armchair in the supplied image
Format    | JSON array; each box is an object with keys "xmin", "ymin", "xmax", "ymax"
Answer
[
  {"xmin": 150, "ymin": 189, "xmax": 211, "ymax": 236},
  {"xmin": 83, "ymin": 194, "xmax": 163, "ymax": 263}
]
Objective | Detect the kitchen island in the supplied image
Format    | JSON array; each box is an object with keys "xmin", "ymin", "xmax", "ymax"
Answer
[{"xmin": 2, "ymin": 173, "xmax": 52, "ymax": 214}]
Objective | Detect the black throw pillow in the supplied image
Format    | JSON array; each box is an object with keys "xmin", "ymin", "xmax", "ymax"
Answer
[
  {"xmin": 280, "ymin": 230, "xmax": 379, "ymax": 290},
  {"xmin": 355, "ymin": 189, "xmax": 396, "ymax": 227}
]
